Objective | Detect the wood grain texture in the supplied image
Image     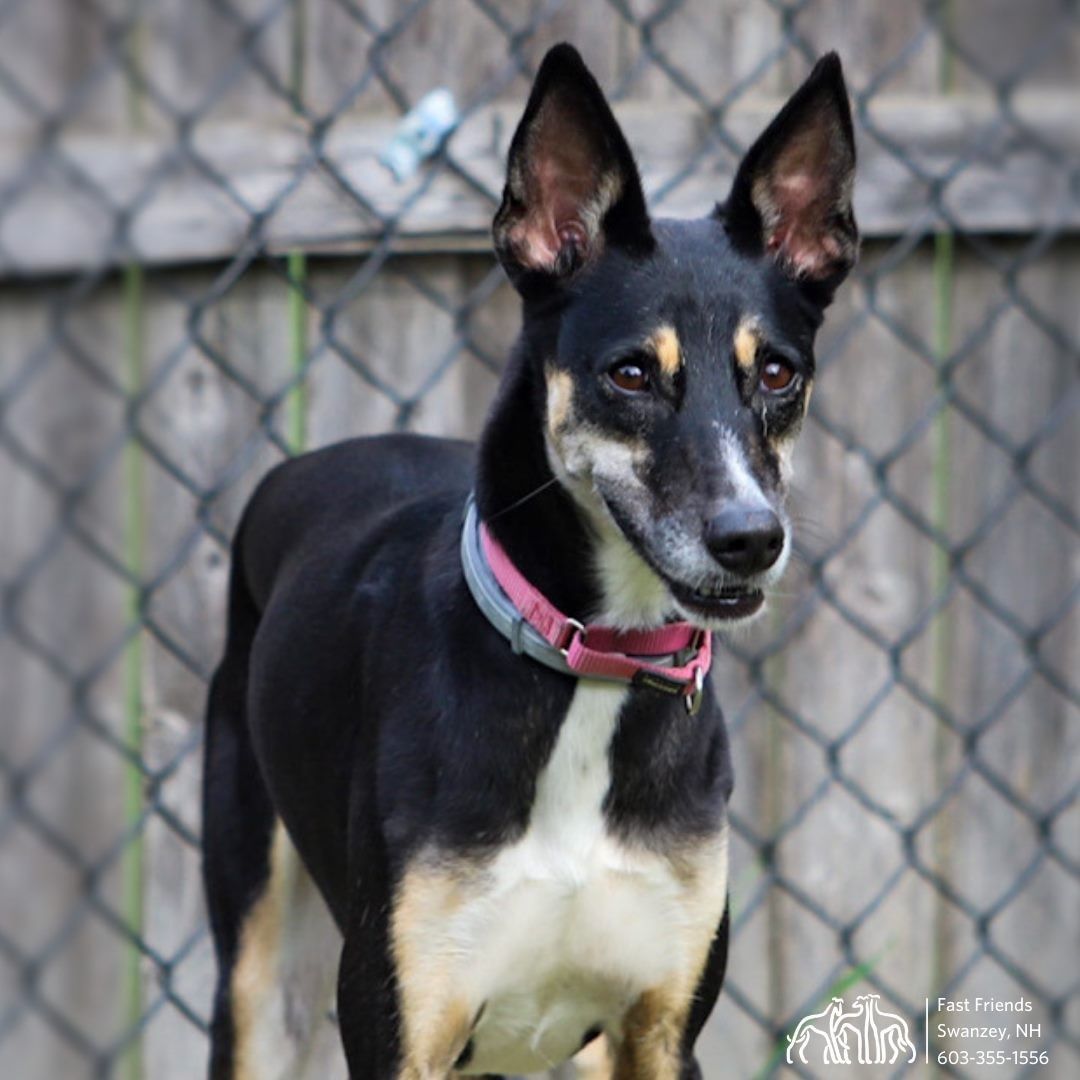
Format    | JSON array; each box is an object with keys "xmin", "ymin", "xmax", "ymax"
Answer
[
  {"xmin": 137, "ymin": 264, "xmax": 301, "ymax": 1078},
  {"xmin": 4, "ymin": 242, "xmax": 1077, "ymax": 1080},
  {"xmin": 2, "ymin": 94, "xmax": 1080, "ymax": 276},
  {"xmin": 0, "ymin": 280, "xmax": 131, "ymax": 1080},
  {"xmin": 2, "ymin": 1, "xmax": 1078, "ymax": 1077}
]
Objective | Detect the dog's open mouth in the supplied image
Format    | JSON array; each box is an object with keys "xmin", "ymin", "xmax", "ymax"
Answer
[{"xmin": 668, "ymin": 581, "xmax": 765, "ymax": 621}]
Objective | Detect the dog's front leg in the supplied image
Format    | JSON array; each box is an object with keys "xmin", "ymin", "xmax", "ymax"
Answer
[
  {"xmin": 611, "ymin": 985, "xmax": 693, "ymax": 1080},
  {"xmin": 338, "ymin": 941, "xmax": 469, "ymax": 1080},
  {"xmin": 386, "ymin": 861, "xmax": 476, "ymax": 1080},
  {"xmin": 336, "ymin": 900, "xmax": 404, "ymax": 1080},
  {"xmin": 337, "ymin": 861, "xmax": 474, "ymax": 1080},
  {"xmin": 612, "ymin": 904, "xmax": 730, "ymax": 1080},
  {"xmin": 390, "ymin": 991, "xmax": 473, "ymax": 1080}
]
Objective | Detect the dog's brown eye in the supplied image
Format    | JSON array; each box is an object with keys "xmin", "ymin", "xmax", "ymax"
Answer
[
  {"xmin": 760, "ymin": 358, "xmax": 796, "ymax": 393},
  {"xmin": 609, "ymin": 362, "xmax": 650, "ymax": 393}
]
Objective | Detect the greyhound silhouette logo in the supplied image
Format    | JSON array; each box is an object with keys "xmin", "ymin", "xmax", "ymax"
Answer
[{"xmin": 786, "ymin": 994, "xmax": 917, "ymax": 1066}]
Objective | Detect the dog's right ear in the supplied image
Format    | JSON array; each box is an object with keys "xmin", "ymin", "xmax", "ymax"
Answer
[{"xmin": 493, "ymin": 44, "xmax": 653, "ymax": 294}]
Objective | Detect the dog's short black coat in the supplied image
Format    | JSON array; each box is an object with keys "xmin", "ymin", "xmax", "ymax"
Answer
[{"xmin": 203, "ymin": 44, "xmax": 856, "ymax": 1080}]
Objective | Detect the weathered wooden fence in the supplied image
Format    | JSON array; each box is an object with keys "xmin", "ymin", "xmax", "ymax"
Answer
[{"xmin": 1, "ymin": 2, "xmax": 1077, "ymax": 1078}]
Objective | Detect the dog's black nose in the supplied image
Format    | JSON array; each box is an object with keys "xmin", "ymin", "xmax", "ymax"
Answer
[{"xmin": 706, "ymin": 506, "xmax": 785, "ymax": 576}]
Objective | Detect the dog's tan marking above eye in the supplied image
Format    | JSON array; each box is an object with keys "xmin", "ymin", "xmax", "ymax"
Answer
[
  {"xmin": 546, "ymin": 367, "xmax": 574, "ymax": 436},
  {"xmin": 650, "ymin": 325, "xmax": 682, "ymax": 377},
  {"xmin": 733, "ymin": 318, "xmax": 761, "ymax": 372}
]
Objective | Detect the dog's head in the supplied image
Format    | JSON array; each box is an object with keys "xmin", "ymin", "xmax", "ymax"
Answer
[{"xmin": 494, "ymin": 45, "xmax": 857, "ymax": 629}]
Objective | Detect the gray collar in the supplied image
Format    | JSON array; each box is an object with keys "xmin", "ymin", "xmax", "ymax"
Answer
[
  {"xmin": 459, "ymin": 495, "xmax": 688, "ymax": 685},
  {"xmin": 460, "ymin": 495, "xmax": 588, "ymax": 681}
]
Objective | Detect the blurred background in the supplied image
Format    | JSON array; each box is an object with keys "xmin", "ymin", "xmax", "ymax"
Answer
[{"xmin": 1, "ymin": 1, "xmax": 1077, "ymax": 1078}]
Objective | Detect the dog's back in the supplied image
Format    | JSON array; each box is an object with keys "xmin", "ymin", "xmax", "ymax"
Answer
[{"xmin": 239, "ymin": 434, "xmax": 475, "ymax": 614}]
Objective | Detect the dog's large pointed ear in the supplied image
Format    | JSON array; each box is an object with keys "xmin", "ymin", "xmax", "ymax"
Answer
[
  {"xmin": 721, "ymin": 53, "xmax": 857, "ymax": 293},
  {"xmin": 493, "ymin": 44, "xmax": 653, "ymax": 293}
]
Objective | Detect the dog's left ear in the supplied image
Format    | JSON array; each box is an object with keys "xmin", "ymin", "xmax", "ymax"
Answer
[
  {"xmin": 721, "ymin": 53, "xmax": 858, "ymax": 293},
  {"xmin": 493, "ymin": 44, "xmax": 653, "ymax": 293}
]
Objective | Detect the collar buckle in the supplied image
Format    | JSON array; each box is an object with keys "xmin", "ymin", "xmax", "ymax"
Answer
[
  {"xmin": 685, "ymin": 666, "xmax": 705, "ymax": 715},
  {"xmin": 557, "ymin": 618, "xmax": 586, "ymax": 657}
]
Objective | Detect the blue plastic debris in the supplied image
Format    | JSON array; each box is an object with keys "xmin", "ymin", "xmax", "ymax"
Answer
[{"xmin": 379, "ymin": 88, "xmax": 460, "ymax": 182}]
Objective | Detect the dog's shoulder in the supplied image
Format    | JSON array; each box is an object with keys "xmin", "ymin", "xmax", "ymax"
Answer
[{"xmin": 237, "ymin": 434, "xmax": 474, "ymax": 603}]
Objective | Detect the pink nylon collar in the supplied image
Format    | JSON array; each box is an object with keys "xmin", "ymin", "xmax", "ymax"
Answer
[{"xmin": 479, "ymin": 522, "xmax": 712, "ymax": 711}]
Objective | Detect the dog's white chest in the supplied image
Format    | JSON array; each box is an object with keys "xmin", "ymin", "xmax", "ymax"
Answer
[{"xmin": 447, "ymin": 681, "xmax": 723, "ymax": 1076}]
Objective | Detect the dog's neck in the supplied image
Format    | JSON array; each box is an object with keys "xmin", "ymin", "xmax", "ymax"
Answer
[
  {"xmin": 475, "ymin": 344, "xmax": 673, "ymax": 630},
  {"xmin": 476, "ymin": 348, "xmax": 601, "ymax": 621}
]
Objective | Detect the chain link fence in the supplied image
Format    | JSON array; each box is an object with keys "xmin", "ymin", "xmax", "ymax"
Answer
[{"xmin": 1, "ymin": 1, "xmax": 1077, "ymax": 1077}]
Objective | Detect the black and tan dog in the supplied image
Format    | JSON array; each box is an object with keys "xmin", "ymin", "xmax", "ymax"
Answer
[{"xmin": 203, "ymin": 44, "xmax": 857, "ymax": 1079}]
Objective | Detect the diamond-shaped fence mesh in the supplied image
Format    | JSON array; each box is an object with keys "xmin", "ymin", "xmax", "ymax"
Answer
[{"xmin": 1, "ymin": 1, "xmax": 1077, "ymax": 1078}]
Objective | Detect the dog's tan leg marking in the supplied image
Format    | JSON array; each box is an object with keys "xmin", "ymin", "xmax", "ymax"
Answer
[
  {"xmin": 231, "ymin": 821, "xmax": 345, "ymax": 1080},
  {"xmin": 574, "ymin": 1033, "xmax": 615, "ymax": 1079},
  {"xmin": 231, "ymin": 831, "xmax": 283, "ymax": 1080},
  {"xmin": 611, "ymin": 828, "xmax": 729, "ymax": 1080},
  {"xmin": 392, "ymin": 860, "xmax": 477, "ymax": 1078},
  {"xmin": 650, "ymin": 325, "xmax": 682, "ymax": 376},
  {"xmin": 734, "ymin": 317, "xmax": 760, "ymax": 372},
  {"xmin": 612, "ymin": 986, "xmax": 690, "ymax": 1080}
]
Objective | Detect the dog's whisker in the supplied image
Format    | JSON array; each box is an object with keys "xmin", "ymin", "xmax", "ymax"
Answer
[
  {"xmin": 788, "ymin": 517, "xmax": 832, "ymax": 544},
  {"xmin": 763, "ymin": 586, "xmax": 804, "ymax": 599},
  {"xmin": 487, "ymin": 476, "xmax": 560, "ymax": 521}
]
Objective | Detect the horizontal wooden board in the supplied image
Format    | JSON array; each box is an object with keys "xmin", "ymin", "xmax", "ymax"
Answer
[{"xmin": 2, "ymin": 93, "xmax": 1079, "ymax": 277}]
